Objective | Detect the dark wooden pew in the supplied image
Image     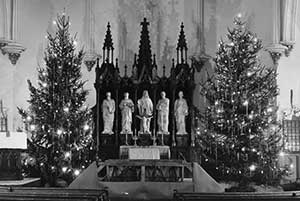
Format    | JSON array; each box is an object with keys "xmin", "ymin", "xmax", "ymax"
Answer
[
  {"xmin": 173, "ymin": 190, "xmax": 300, "ymax": 201},
  {"xmin": 0, "ymin": 186, "xmax": 109, "ymax": 201}
]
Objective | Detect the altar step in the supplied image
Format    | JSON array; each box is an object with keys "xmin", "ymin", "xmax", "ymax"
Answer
[{"xmin": 0, "ymin": 178, "xmax": 40, "ymax": 187}]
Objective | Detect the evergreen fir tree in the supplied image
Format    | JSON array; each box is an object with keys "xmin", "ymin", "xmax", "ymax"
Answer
[
  {"xmin": 197, "ymin": 15, "xmax": 286, "ymax": 187},
  {"xmin": 18, "ymin": 14, "xmax": 94, "ymax": 186}
]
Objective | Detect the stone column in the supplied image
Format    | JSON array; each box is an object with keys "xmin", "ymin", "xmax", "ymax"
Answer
[
  {"xmin": 0, "ymin": 0, "xmax": 25, "ymax": 65},
  {"xmin": 265, "ymin": 0, "xmax": 287, "ymax": 68},
  {"xmin": 280, "ymin": 0, "xmax": 298, "ymax": 56},
  {"xmin": 84, "ymin": 0, "xmax": 98, "ymax": 71}
]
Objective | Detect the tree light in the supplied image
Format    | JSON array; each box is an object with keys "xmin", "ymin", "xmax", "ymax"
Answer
[
  {"xmin": 30, "ymin": 124, "xmax": 36, "ymax": 131},
  {"xmin": 279, "ymin": 151, "xmax": 285, "ymax": 157},
  {"xmin": 62, "ymin": 166, "xmax": 68, "ymax": 173},
  {"xmin": 64, "ymin": 151, "xmax": 71, "ymax": 158},
  {"xmin": 63, "ymin": 106, "xmax": 69, "ymax": 113},
  {"xmin": 84, "ymin": 124, "xmax": 90, "ymax": 131},
  {"xmin": 26, "ymin": 116, "xmax": 32, "ymax": 121},
  {"xmin": 243, "ymin": 100, "xmax": 249, "ymax": 106},
  {"xmin": 57, "ymin": 129, "xmax": 63, "ymax": 135},
  {"xmin": 74, "ymin": 169, "xmax": 80, "ymax": 176},
  {"xmin": 249, "ymin": 164, "xmax": 256, "ymax": 171}
]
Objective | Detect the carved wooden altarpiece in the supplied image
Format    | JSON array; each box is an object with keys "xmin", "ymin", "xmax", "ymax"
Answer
[{"xmin": 93, "ymin": 18, "xmax": 198, "ymax": 162}]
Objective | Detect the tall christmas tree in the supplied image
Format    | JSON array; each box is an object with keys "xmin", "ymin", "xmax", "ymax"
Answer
[
  {"xmin": 197, "ymin": 15, "xmax": 286, "ymax": 187},
  {"xmin": 18, "ymin": 14, "xmax": 94, "ymax": 186}
]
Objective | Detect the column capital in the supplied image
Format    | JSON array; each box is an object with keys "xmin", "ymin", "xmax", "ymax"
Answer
[
  {"xmin": 0, "ymin": 40, "xmax": 26, "ymax": 65},
  {"xmin": 280, "ymin": 41, "xmax": 295, "ymax": 57},
  {"xmin": 84, "ymin": 52, "xmax": 99, "ymax": 71},
  {"xmin": 265, "ymin": 43, "xmax": 287, "ymax": 65}
]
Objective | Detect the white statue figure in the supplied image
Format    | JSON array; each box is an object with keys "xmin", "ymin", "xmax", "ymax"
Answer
[
  {"xmin": 156, "ymin": 91, "xmax": 169, "ymax": 134},
  {"xmin": 137, "ymin": 90, "xmax": 153, "ymax": 134},
  {"xmin": 102, "ymin": 92, "xmax": 115, "ymax": 134},
  {"xmin": 174, "ymin": 91, "xmax": 188, "ymax": 135},
  {"xmin": 119, "ymin": 92, "xmax": 134, "ymax": 134}
]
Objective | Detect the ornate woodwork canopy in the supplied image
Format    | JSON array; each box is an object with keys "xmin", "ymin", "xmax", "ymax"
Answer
[{"xmin": 94, "ymin": 18, "xmax": 196, "ymax": 153}]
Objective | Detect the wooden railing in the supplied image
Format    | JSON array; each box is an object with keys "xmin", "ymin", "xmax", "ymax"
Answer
[
  {"xmin": 0, "ymin": 187, "xmax": 109, "ymax": 201},
  {"xmin": 173, "ymin": 190, "xmax": 300, "ymax": 201}
]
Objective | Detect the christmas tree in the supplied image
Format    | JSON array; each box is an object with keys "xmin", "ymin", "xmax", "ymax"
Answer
[
  {"xmin": 197, "ymin": 15, "xmax": 286, "ymax": 187},
  {"xmin": 18, "ymin": 14, "xmax": 94, "ymax": 186}
]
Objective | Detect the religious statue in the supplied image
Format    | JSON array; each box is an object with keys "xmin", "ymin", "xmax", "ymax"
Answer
[
  {"xmin": 119, "ymin": 92, "xmax": 134, "ymax": 134},
  {"xmin": 156, "ymin": 91, "xmax": 169, "ymax": 134},
  {"xmin": 137, "ymin": 90, "xmax": 153, "ymax": 134},
  {"xmin": 174, "ymin": 91, "xmax": 188, "ymax": 134},
  {"xmin": 102, "ymin": 92, "xmax": 115, "ymax": 134}
]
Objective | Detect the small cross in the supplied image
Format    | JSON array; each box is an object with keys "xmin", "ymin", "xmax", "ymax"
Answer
[
  {"xmin": 141, "ymin": 18, "xmax": 149, "ymax": 27},
  {"xmin": 180, "ymin": 22, "xmax": 184, "ymax": 30}
]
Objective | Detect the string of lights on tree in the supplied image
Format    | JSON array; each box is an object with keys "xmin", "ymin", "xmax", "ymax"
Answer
[
  {"xmin": 18, "ymin": 13, "xmax": 95, "ymax": 186},
  {"xmin": 195, "ymin": 14, "xmax": 288, "ymax": 185}
]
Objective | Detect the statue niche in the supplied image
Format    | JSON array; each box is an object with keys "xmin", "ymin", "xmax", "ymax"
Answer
[{"xmin": 94, "ymin": 19, "xmax": 196, "ymax": 160}]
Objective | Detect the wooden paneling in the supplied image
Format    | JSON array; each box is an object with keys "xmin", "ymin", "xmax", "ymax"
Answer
[{"xmin": 0, "ymin": 187, "xmax": 109, "ymax": 201}]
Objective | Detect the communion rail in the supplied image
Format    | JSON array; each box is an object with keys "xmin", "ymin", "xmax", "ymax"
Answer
[
  {"xmin": 0, "ymin": 187, "xmax": 109, "ymax": 201},
  {"xmin": 173, "ymin": 191, "xmax": 300, "ymax": 201}
]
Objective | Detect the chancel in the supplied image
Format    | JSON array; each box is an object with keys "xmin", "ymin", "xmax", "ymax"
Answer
[{"xmin": 1, "ymin": 0, "xmax": 300, "ymax": 200}]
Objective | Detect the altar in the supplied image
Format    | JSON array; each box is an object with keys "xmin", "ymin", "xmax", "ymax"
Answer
[
  {"xmin": 93, "ymin": 18, "xmax": 198, "ymax": 162},
  {"xmin": 120, "ymin": 146, "xmax": 170, "ymax": 160}
]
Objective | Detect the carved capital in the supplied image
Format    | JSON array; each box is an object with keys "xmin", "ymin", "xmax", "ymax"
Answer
[
  {"xmin": 191, "ymin": 52, "xmax": 211, "ymax": 72},
  {"xmin": 84, "ymin": 52, "xmax": 99, "ymax": 71},
  {"xmin": 8, "ymin": 52, "xmax": 21, "ymax": 65},
  {"xmin": 280, "ymin": 41, "xmax": 295, "ymax": 57},
  {"xmin": 265, "ymin": 43, "xmax": 287, "ymax": 66},
  {"xmin": 1, "ymin": 41, "xmax": 26, "ymax": 65}
]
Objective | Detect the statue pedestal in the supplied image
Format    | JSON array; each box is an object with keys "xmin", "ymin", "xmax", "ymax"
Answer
[
  {"xmin": 176, "ymin": 135, "xmax": 189, "ymax": 147},
  {"xmin": 120, "ymin": 146, "xmax": 170, "ymax": 160}
]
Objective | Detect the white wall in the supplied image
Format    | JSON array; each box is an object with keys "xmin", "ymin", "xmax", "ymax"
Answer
[{"xmin": 0, "ymin": 0, "xmax": 291, "ymax": 131}]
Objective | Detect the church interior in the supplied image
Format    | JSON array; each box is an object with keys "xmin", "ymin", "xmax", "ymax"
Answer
[{"xmin": 0, "ymin": 0, "xmax": 300, "ymax": 200}]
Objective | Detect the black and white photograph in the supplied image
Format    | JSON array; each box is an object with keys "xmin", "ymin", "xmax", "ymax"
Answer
[{"xmin": 0, "ymin": 0, "xmax": 299, "ymax": 200}]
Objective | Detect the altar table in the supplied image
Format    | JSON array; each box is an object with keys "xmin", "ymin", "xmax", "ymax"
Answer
[{"xmin": 120, "ymin": 145, "xmax": 170, "ymax": 160}]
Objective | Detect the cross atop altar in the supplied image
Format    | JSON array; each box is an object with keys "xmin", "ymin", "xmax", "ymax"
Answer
[{"xmin": 93, "ymin": 18, "xmax": 197, "ymax": 161}]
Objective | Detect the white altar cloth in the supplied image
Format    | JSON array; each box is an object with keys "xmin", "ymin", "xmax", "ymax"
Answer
[
  {"xmin": 120, "ymin": 146, "xmax": 170, "ymax": 160},
  {"xmin": 129, "ymin": 147, "xmax": 160, "ymax": 159},
  {"xmin": 0, "ymin": 132, "xmax": 27, "ymax": 149}
]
